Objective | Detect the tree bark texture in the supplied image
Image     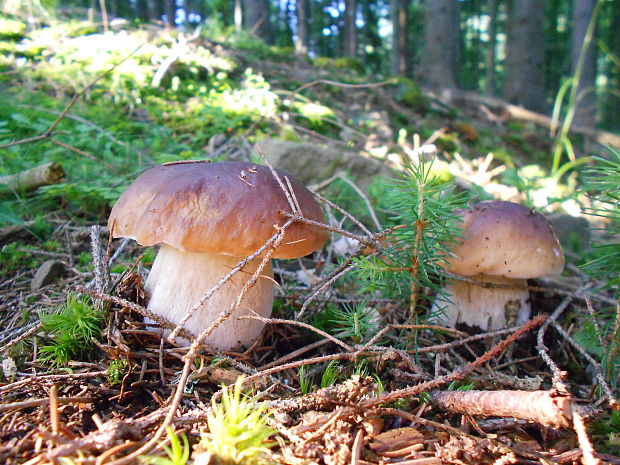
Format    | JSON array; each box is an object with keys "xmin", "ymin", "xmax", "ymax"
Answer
[
  {"xmin": 503, "ymin": 0, "xmax": 547, "ymax": 113},
  {"xmin": 416, "ymin": 0, "xmax": 460, "ymax": 90},
  {"xmin": 571, "ymin": 0, "xmax": 598, "ymax": 128},
  {"xmin": 431, "ymin": 390, "xmax": 573, "ymax": 429},
  {"xmin": 244, "ymin": 0, "xmax": 271, "ymax": 43},
  {"xmin": 344, "ymin": 0, "xmax": 357, "ymax": 57},
  {"xmin": 295, "ymin": 0, "xmax": 308, "ymax": 55},
  {"xmin": 484, "ymin": 0, "xmax": 498, "ymax": 95},
  {"xmin": 390, "ymin": 0, "xmax": 409, "ymax": 76}
]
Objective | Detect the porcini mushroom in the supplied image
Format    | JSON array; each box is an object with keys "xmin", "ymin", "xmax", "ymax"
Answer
[
  {"xmin": 433, "ymin": 201, "xmax": 564, "ymax": 330},
  {"xmin": 108, "ymin": 161, "xmax": 327, "ymax": 350}
]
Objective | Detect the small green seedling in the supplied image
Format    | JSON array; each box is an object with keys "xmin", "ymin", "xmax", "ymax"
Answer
[
  {"xmin": 199, "ymin": 376, "xmax": 276, "ymax": 465},
  {"xmin": 141, "ymin": 427, "xmax": 190, "ymax": 465},
  {"xmin": 38, "ymin": 293, "xmax": 103, "ymax": 367}
]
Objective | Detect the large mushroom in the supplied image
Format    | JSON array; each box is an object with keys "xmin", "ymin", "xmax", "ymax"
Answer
[
  {"xmin": 108, "ymin": 161, "xmax": 328, "ymax": 350},
  {"xmin": 433, "ymin": 201, "xmax": 565, "ymax": 330}
]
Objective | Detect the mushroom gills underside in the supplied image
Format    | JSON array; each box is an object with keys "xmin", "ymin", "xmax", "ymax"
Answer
[
  {"xmin": 432, "ymin": 275, "xmax": 531, "ymax": 330},
  {"xmin": 144, "ymin": 244, "xmax": 275, "ymax": 350}
]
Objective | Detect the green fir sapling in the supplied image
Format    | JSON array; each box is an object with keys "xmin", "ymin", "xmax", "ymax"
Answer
[
  {"xmin": 579, "ymin": 147, "xmax": 620, "ymax": 386},
  {"xmin": 352, "ymin": 155, "xmax": 469, "ymax": 328}
]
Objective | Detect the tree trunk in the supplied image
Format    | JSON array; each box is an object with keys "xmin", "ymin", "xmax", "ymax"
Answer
[
  {"xmin": 164, "ymin": 0, "xmax": 176, "ymax": 26},
  {"xmin": 235, "ymin": 0, "xmax": 242, "ymax": 33},
  {"xmin": 416, "ymin": 0, "xmax": 460, "ymax": 90},
  {"xmin": 344, "ymin": 0, "xmax": 357, "ymax": 57},
  {"xmin": 571, "ymin": 0, "xmax": 598, "ymax": 128},
  {"xmin": 243, "ymin": 0, "xmax": 271, "ymax": 43},
  {"xmin": 602, "ymin": 0, "xmax": 620, "ymax": 130},
  {"xmin": 153, "ymin": 0, "xmax": 166, "ymax": 23},
  {"xmin": 136, "ymin": 0, "xmax": 150, "ymax": 21},
  {"xmin": 502, "ymin": 0, "xmax": 546, "ymax": 113},
  {"xmin": 391, "ymin": 0, "xmax": 409, "ymax": 76},
  {"xmin": 295, "ymin": 0, "xmax": 309, "ymax": 55},
  {"xmin": 485, "ymin": 0, "xmax": 498, "ymax": 95}
]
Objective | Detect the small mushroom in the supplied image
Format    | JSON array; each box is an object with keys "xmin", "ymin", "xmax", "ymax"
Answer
[
  {"xmin": 432, "ymin": 201, "xmax": 565, "ymax": 330},
  {"xmin": 108, "ymin": 161, "xmax": 328, "ymax": 350}
]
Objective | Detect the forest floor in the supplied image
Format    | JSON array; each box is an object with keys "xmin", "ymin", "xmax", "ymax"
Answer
[{"xmin": 0, "ymin": 19, "xmax": 619, "ymax": 465}]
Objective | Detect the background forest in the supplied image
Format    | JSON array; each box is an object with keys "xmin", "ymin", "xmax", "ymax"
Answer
[
  {"xmin": 1, "ymin": 0, "xmax": 620, "ymax": 465},
  {"xmin": 6, "ymin": 0, "xmax": 619, "ymax": 131}
]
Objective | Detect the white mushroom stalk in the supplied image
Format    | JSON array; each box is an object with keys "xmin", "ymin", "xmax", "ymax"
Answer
[
  {"xmin": 434, "ymin": 201, "xmax": 565, "ymax": 330},
  {"xmin": 108, "ymin": 161, "xmax": 328, "ymax": 351},
  {"xmin": 146, "ymin": 245, "xmax": 275, "ymax": 349},
  {"xmin": 436, "ymin": 275, "xmax": 530, "ymax": 330}
]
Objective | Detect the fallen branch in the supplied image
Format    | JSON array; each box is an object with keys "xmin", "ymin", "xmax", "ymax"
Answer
[
  {"xmin": 360, "ymin": 315, "xmax": 547, "ymax": 409},
  {"xmin": 0, "ymin": 162, "xmax": 65, "ymax": 193},
  {"xmin": 429, "ymin": 389, "xmax": 573, "ymax": 429},
  {"xmin": 451, "ymin": 90, "xmax": 620, "ymax": 149},
  {"xmin": 0, "ymin": 395, "xmax": 93, "ymax": 413}
]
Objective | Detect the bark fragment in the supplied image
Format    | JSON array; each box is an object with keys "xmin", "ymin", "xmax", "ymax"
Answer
[{"xmin": 430, "ymin": 390, "xmax": 573, "ymax": 429}]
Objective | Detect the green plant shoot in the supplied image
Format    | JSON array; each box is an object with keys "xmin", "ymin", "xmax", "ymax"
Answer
[{"xmin": 200, "ymin": 376, "xmax": 276, "ymax": 465}]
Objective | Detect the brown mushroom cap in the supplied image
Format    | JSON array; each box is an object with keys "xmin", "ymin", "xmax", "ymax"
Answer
[
  {"xmin": 108, "ymin": 161, "xmax": 328, "ymax": 259},
  {"xmin": 445, "ymin": 201, "xmax": 565, "ymax": 279}
]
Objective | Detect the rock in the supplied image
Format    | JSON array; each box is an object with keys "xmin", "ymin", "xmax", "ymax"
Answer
[
  {"xmin": 254, "ymin": 139, "xmax": 394, "ymax": 187},
  {"xmin": 31, "ymin": 260, "xmax": 66, "ymax": 291}
]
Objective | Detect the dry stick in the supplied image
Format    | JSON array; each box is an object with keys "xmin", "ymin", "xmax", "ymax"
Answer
[
  {"xmin": 379, "ymin": 408, "xmax": 527, "ymax": 464},
  {"xmin": 360, "ymin": 315, "xmax": 547, "ymax": 409},
  {"xmin": 0, "ymin": 322, "xmax": 42, "ymax": 354},
  {"xmin": 16, "ymin": 104, "xmax": 130, "ymax": 150},
  {"xmin": 334, "ymin": 174, "xmax": 383, "ymax": 231},
  {"xmin": 359, "ymin": 324, "xmax": 467, "ymax": 353},
  {"xmin": 296, "ymin": 253, "xmax": 370, "ymax": 320},
  {"xmin": 259, "ymin": 338, "xmax": 331, "ymax": 371},
  {"xmin": 90, "ymin": 225, "xmax": 109, "ymax": 309},
  {"xmin": 0, "ymin": 43, "xmax": 145, "ymax": 151},
  {"xmin": 257, "ymin": 149, "xmax": 299, "ymax": 214},
  {"xmin": 246, "ymin": 353, "xmax": 356, "ymax": 385},
  {"xmin": 280, "ymin": 211, "xmax": 373, "ymax": 247},
  {"xmin": 75, "ymin": 286, "xmax": 196, "ymax": 342},
  {"xmin": 571, "ymin": 404, "xmax": 603, "ymax": 465},
  {"xmin": 285, "ymin": 176, "xmax": 303, "ymax": 214},
  {"xmin": 0, "ymin": 162, "xmax": 65, "ymax": 192},
  {"xmin": 308, "ymin": 189, "xmax": 374, "ymax": 238},
  {"xmin": 239, "ymin": 315, "xmax": 354, "ymax": 352},
  {"xmin": 429, "ymin": 389, "xmax": 573, "ymax": 429},
  {"xmin": 49, "ymin": 384, "xmax": 60, "ymax": 436},
  {"xmin": 50, "ymin": 138, "xmax": 120, "ymax": 172},
  {"xmin": 253, "ymin": 321, "xmax": 526, "ymax": 384},
  {"xmin": 0, "ymin": 395, "xmax": 93, "ymax": 414},
  {"xmin": 491, "ymin": 453, "xmax": 518, "ymax": 465},
  {"xmin": 45, "ymin": 407, "xmax": 167, "ymax": 460},
  {"xmin": 350, "ymin": 428, "xmax": 364, "ymax": 465},
  {"xmin": 0, "ymin": 371, "xmax": 108, "ymax": 393},
  {"xmin": 105, "ymin": 221, "xmax": 293, "ymax": 465},
  {"xmin": 293, "ymin": 78, "xmax": 395, "ymax": 95},
  {"xmin": 552, "ymin": 322, "xmax": 620, "ymax": 411},
  {"xmin": 245, "ymin": 316, "xmax": 546, "ymax": 395},
  {"xmin": 536, "ymin": 294, "xmax": 577, "ymax": 387}
]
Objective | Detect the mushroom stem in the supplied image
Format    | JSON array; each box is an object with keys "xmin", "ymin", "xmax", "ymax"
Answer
[
  {"xmin": 433, "ymin": 275, "xmax": 531, "ymax": 330},
  {"xmin": 145, "ymin": 244, "xmax": 275, "ymax": 350}
]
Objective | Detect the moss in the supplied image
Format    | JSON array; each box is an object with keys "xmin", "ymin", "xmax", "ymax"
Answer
[
  {"xmin": 393, "ymin": 76, "xmax": 428, "ymax": 110},
  {"xmin": 0, "ymin": 18, "xmax": 26, "ymax": 41},
  {"xmin": 333, "ymin": 56, "xmax": 365, "ymax": 74}
]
